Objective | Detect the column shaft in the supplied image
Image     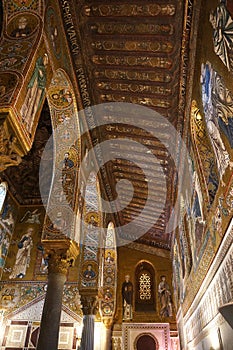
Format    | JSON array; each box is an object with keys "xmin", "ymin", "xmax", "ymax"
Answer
[
  {"xmin": 80, "ymin": 315, "xmax": 95, "ymax": 350},
  {"xmin": 36, "ymin": 272, "xmax": 66, "ymax": 350},
  {"xmin": 104, "ymin": 327, "xmax": 112, "ymax": 350}
]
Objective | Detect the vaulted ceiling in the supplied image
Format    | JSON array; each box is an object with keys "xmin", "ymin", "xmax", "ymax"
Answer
[
  {"xmin": 2, "ymin": 0, "xmax": 195, "ymax": 251},
  {"xmin": 74, "ymin": 0, "xmax": 191, "ymax": 249}
]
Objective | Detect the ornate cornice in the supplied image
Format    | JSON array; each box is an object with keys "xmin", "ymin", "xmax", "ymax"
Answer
[
  {"xmin": 127, "ymin": 242, "xmax": 170, "ymax": 258},
  {"xmin": 183, "ymin": 218, "xmax": 233, "ymax": 318}
]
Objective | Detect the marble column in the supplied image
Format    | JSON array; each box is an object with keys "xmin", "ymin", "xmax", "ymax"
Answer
[
  {"xmin": 103, "ymin": 319, "xmax": 113, "ymax": 350},
  {"xmin": 36, "ymin": 242, "xmax": 79, "ymax": 350},
  {"xmin": 80, "ymin": 295, "xmax": 98, "ymax": 350}
]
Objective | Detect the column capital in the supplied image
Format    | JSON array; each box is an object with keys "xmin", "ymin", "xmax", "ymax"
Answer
[
  {"xmin": 42, "ymin": 239, "xmax": 79, "ymax": 275},
  {"xmin": 103, "ymin": 317, "xmax": 114, "ymax": 329},
  {"xmin": 80, "ymin": 294, "xmax": 98, "ymax": 316},
  {"xmin": 0, "ymin": 112, "xmax": 25, "ymax": 172}
]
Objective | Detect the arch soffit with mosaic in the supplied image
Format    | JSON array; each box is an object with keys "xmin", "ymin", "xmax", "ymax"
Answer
[
  {"xmin": 0, "ymin": 1, "xmax": 45, "ymax": 158},
  {"xmin": 77, "ymin": 169, "xmax": 101, "ymax": 276},
  {"xmin": 100, "ymin": 221, "xmax": 117, "ymax": 320},
  {"xmin": 41, "ymin": 69, "xmax": 82, "ymax": 243}
]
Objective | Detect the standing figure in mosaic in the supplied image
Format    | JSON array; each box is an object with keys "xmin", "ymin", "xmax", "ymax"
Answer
[
  {"xmin": 9, "ymin": 227, "xmax": 33, "ymax": 279},
  {"xmin": 158, "ymin": 275, "xmax": 173, "ymax": 317},
  {"xmin": 212, "ymin": 71, "xmax": 233, "ymax": 148},
  {"xmin": 192, "ymin": 170, "xmax": 204, "ymax": 223},
  {"xmin": 21, "ymin": 54, "xmax": 48, "ymax": 134},
  {"xmin": 122, "ymin": 274, "xmax": 133, "ymax": 320},
  {"xmin": 209, "ymin": 1, "xmax": 233, "ymax": 71},
  {"xmin": 201, "ymin": 62, "xmax": 231, "ymax": 185}
]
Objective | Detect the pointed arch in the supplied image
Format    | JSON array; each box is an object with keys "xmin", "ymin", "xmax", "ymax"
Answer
[{"xmin": 135, "ymin": 260, "xmax": 155, "ymax": 312}]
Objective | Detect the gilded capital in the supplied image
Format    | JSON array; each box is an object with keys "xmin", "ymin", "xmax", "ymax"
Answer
[
  {"xmin": 103, "ymin": 317, "xmax": 114, "ymax": 329},
  {"xmin": 0, "ymin": 114, "xmax": 24, "ymax": 172},
  {"xmin": 42, "ymin": 239, "xmax": 79, "ymax": 275},
  {"xmin": 80, "ymin": 294, "xmax": 98, "ymax": 315}
]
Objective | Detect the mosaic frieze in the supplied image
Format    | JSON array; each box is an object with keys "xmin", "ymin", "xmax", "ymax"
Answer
[
  {"xmin": 84, "ymin": 4, "xmax": 176, "ymax": 17},
  {"xmin": 94, "ymin": 69, "xmax": 172, "ymax": 83},
  {"xmin": 0, "ymin": 282, "xmax": 45, "ymax": 315},
  {"xmin": 92, "ymin": 40, "xmax": 173, "ymax": 53},
  {"xmin": 63, "ymin": 284, "xmax": 82, "ymax": 315},
  {"xmin": 0, "ymin": 282, "xmax": 82, "ymax": 316},
  {"xmin": 90, "ymin": 22, "xmax": 174, "ymax": 35},
  {"xmin": 92, "ymin": 54, "xmax": 172, "ymax": 69}
]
